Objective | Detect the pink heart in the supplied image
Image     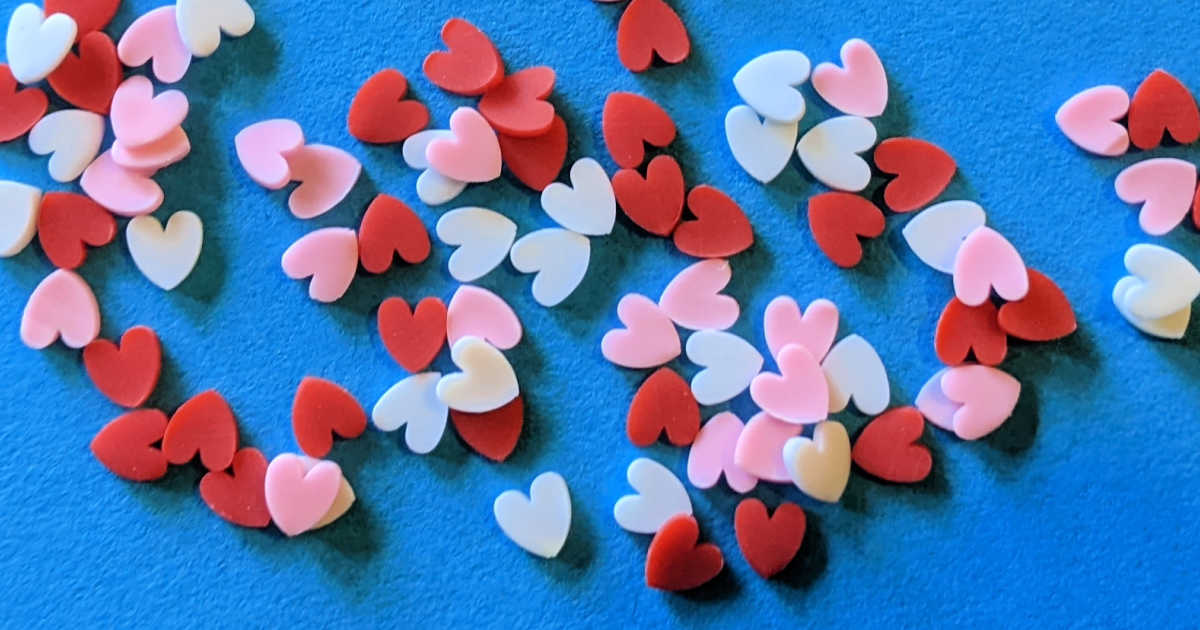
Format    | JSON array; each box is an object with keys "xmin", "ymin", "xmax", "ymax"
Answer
[
  {"xmin": 1114, "ymin": 158, "xmax": 1197, "ymax": 236},
  {"xmin": 749, "ymin": 343, "xmax": 828, "ymax": 423},
  {"xmin": 763, "ymin": 295, "xmax": 838, "ymax": 363},
  {"xmin": 914, "ymin": 368, "xmax": 957, "ymax": 433},
  {"xmin": 285, "ymin": 144, "xmax": 362, "ymax": 219},
  {"xmin": 952, "ymin": 226, "xmax": 1028, "ymax": 306},
  {"xmin": 264, "ymin": 453, "xmax": 342, "ymax": 537},
  {"xmin": 446, "ymin": 284, "xmax": 523, "ymax": 350},
  {"xmin": 601, "ymin": 293, "xmax": 681, "ymax": 369},
  {"xmin": 111, "ymin": 126, "xmax": 190, "ymax": 172},
  {"xmin": 811, "ymin": 38, "xmax": 888, "ymax": 117},
  {"xmin": 1055, "ymin": 85, "xmax": 1130, "ymax": 156},
  {"xmin": 80, "ymin": 151, "xmax": 163, "ymax": 217},
  {"xmin": 110, "ymin": 76, "xmax": 189, "ymax": 148},
  {"xmin": 281, "ymin": 227, "xmax": 359, "ymax": 303},
  {"xmin": 733, "ymin": 411, "xmax": 802, "ymax": 483},
  {"xmin": 235, "ymin": 119, "xmax": 305, "ymax": 190},
  {"xmin": 116, "ymin": 6, "xmax": 192, "ymax": 84},
  {"xmin": 21, "ymin": 270, "xmax": 100, "ymax": 350},
  {"xmin": 426, "ymin": 107, "xmax": 502, "ymax": 183},
  {"xmin": 940, "ymin": 364, "xmax": 1021, "ymax": 440},
  {"xmin": 686, "ymin": 412, "xmax": 757, "ymax": 493},
  {"xmin": 658, "ymin": 259, "xmax": 740, "ymax": 331}
]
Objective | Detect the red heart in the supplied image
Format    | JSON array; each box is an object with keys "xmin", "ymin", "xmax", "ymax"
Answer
[
  {"xmin": 90, "ymin": 409, "xmax": 169, "ymax": 482},
  {"xmin": 935, "ymin": 297, "xmax": 1007, "ymax": 366},
  {"xmin": 873, "ymin": 137, "xmax": 956, "ymax": 213},
  {"xmin": 377, "ymin": 296, "xmax": 446, "ymax": 373},
  {"xmin": 45, "ymin": 0, "xmax": 119, "ymax": 41},
  {"xmin": 498, "ymin": 114, "xmax": 568, "ymax": 191},
  {"xmin": 807, "ymin": 192, "xmax": 885, "ymax": 268},
  {"xmin": 673, "ymin": 185, "xmax": 753, "ymax": 258},
  {"xmin": 616, "ymin": 0, "xmax": 691, "ymax": 73},
  {"xmin": 733, "ymin": 498, "xmax": 806, "ymax": 579},
  {"xmin": 422, "ymin": 18, "xmax": 504, "ymax": 96},
  {"xmin": 479, "ymin": 66, "xmax": 556, "ymax": 138},
  {"xmin": 997, "ymin": 268, "xmax": 1077, "ymax": 342},
  {"xmin": 1128, "ymin": 69, "xmax": 1200, "ymax": 150},
  {"xmin": 645, "ymin": 514, "xmax": 724, "ymax": 591},
  {"xmin": 47, "ymin": 31, "xmax": 122, "ymax": 115},
  {"xmin": 292, "ymin": 377, "xmax": 366, "ymax": 458},
  {"xmin": 162, "ymin": 390, "xmax": 239, "ymax": 472},
  {"xmin": 626, "ymin": 367, "xmax": 699, "ymax": 447},
  {"xmin": 347, "ymin": 69, "xmax": 430, "ymax": 144},
  {"xmin": 358, "ymin": 194, "xmax": 431, "ymax": 274},
  {"xmin": 449, "ymin": 394, "xmax": 523, "ymax": 462},
  {"xmin": 603, "ymin": 92, "xmax": 676, "ymax": 169},
  {"xmin": 82, "ymin": 325, "xmax": 161, "ymax": 408},
  {"xmin": 36, "ymin": 192, "xmax": 116, "ymax": 269},
  {"xmin": 613, "ymin": 155, "xmax": 685, "ymax": 236},
  {"xmin": 0, "ymin": 63, "xmax": 48, "ymax": 142},
  {"xmin": 852, "ymin": 406, "xmax": 932, "ymax": 483},
  {"xmin": 199, "ymin": 447, "xmax": 270, "ymax": 528}
]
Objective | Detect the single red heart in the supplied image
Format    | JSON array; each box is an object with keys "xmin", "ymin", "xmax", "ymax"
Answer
[
  {"xmin": 449, "ymin": 394, "xmax": 523, "ymax": 462},
  {"xmin": 199, "ymin": 447, "xmax": 271, "ymax": 528},
  {"xmin": 90, "ymin": 409, "xmax": 169, "ymax": 482},
  {"xmin": 358, "ymin": 194, "xmax": 431, "ymax": 274},
  {"xmin": 603, "ymin": 92, "xmax": 676, "ymax": 169},
  {"xmin": 807, "ymin": 192, "xmax": 885, "ymax": 268},
  {"xmin": 997, "ymin": 268, "xmax": 1077, "ymax": 342},
  {"xmin": 935, "ymin": 297, "xmax": 1007, "ymax": 366},
  {"xmin": 626, "ymin": 367, "xmax": 699, "ymax": 447},
  {"xmin": 162, "ymin": 390, "xmax": 239, "ymax": 472},
  {"xmin": 422, "ymin": 17, "xmax": 504, "ymax": 96},
  {"xmin": 616, "ymin": 0, "xmax": 691, "ymax": 73},
  {"xmin": 47, "ymin": 31, "xmax": 122, "ymax": 115},
  {"xmin": 347, "ymin": 69, "xmax": 430, "ymax": 144},
  {"xmin": 292, "ymin": 377, "xmax": 367, "ymax": 458},
  {"xmin": 734, "ymin": 498, "xmax": 806, "ymax": 579},
  {"xmin": 498, "ymin": 114, "xmax": 568, "ymax": 191},
  {"xmin": 45, "ymin": 0, "xmax": 120, "ymax": 41},
  {"xmin": 36, "ymin": 192, "xmax": 116, "ymax": 269},
  {"xmin": 646, "ymin": 514, "xmax": 724, "ymax": 591},
  {"xmin": 82, "ymin": 325, "xmax": 161, "ymax": 408},
  {"xmin": 873, "ymin": 137, "xmax": 956, "ymax": 213},
  {"xmin": 673, "ymin": 185, "xmax": 753, "ymax": 258},
  {"xmin": 1128, "ymin": 69, "xmax": 1200, "ymax": 150},
  {"xmin": 0, "ymin": 63, "xmax": 48, "ymax": 142},
  {"xmin": 479, "ymin": 66, "xmax": 556, "ymax": 138},
  {"xmin": 377, "ymin": 296, "xmax": 446, "ymax": 373},
  {"xmin": 852, "ymin": 406, "xmax": 932, "ymax": 483},
  {"xmin": 613, "ymin": 155, "xmax": 685, "ymax": 236}
]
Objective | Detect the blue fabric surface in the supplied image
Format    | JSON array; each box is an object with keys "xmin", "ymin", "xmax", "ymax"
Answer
[{"xmin": 2, "ymin": 0, "xmax": 1198, "ymax": 626}]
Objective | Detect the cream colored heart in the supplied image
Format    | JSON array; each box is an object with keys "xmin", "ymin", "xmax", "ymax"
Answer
[
  {"xmin": 0, "ymin": 180, "xmax": 41, "ymax": 257},
  {"xmin": 126, "ymin": 211, "xmax": 203, "ymax": 291},
  {"xmin": 436, "ymin": 336, "xmax": 519, "ymax": 413},
  {"xmin": 782, "ymin": 420, "xmax": 851, "ymax": 503}
]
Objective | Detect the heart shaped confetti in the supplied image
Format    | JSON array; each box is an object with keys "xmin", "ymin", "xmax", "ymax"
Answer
[
  {"xmin": 372, "ymin": 372, "xmax": 448, "ymax": 455},
  {"xmin": 264, "ymin": 453, "xmax": 341, "ymax": 537},
  {"xmin": 1055, "ymin": 85, "xmax": 1130, "ymax": 156},
  {"xmin": 603, "ymin": 92, "xmax": 676, "ymax": 169},
  {"xmin": 851, "ymin": 406, "xmax": 931, "ymax": 483},
  {"xmin": 82, "ymin": 325, "xmax": 161, "ymax": 409},
  {"xmin": 808, "ymin": 192, "xmax": 885, "ymax": 268},
  {"xmin": 285, "ymin": 144, "xmax": 362, "ymax": 219},
  {"xmin": 782, "ymin": 420, "xmax": 851, "ymax": 503},
  {"xmin": 822, "ymin": 334, "xmax": 890, "ymax": 416},
  {"xmin": 764, "ymin": 296, "xmax": 838, "ymax": 363},
  {"xmin": 112, "ymin": 127, "xmax": 191, "ymax": 172},
  {"xmin": 110, "ymin": 76, "xmax": 189, "ymax": 149},
  {"xmin": 733, "ymin": 411, "xmax": 802, "ymax": 483},
  {"xmin": 615, "ymin": 0, "xmax": 691, "ymax": 73},
  {"xmin": 724, "ymin": 105, "xmax": 798, "ymax": 184},
  {"xmin": 446, "ymin": 285, "xmax": 522, "ymax": 350},
  {"xmin": 90, "ymin": 409, "xmax": 168, "ymax": 482},
  {"xmin": 117, "ymin": 6, "xmax": 192, "ymax": 84},
  {"xmin": 358, "ymin": 194, "xmax": 430, "ymax": 273},
  {"xmin": 659, "ymin": 258, "xmax": 740, "ymax": 331},
  {"xmin": 20, "ymin": 269, "xmax": 100, "ymax": 349},
  {"xmin": 734, "ymin": 499, "xmax": 805, "ymax": 579},
  {"xmin": 449, "ymin": 394, "xmax": 524, "ymax": 462},
  {"xmin": 292, "ymin": 377, "xmax": 367, "ymax": 458},
  {"xmin": 602, "ymin": 293, "xmax": 681, "ymax": 369},
  {"xmin": 796, "ymin": 116, "xmax": 877, "ymax": 192},
  {"xmin": 175, "ymin": 0, "xmax": 255, "ymax": 58},
  {"xmin": 423, "ymin": 18, "xmax": 504, "ymax": 96},
  {"xmin": 498, "ymin": 114, "xmax": 568, "ymax": 191},
  {"xmin": 1114, "ymin": 157, "xmax": 1197, "ymax": 236},
  {"xmin": 5, "ymin": 4, "xmax": 77, "ymax": 84},
  {"xmin": 952, "ymin": 226, "xmax": 1028, "ymax": 306},
  {"xmin": 685, "ymin": 330, "xmax": 762, "ymax": 406},
  {"xmin": 46, "ymin": 31, "xmax": 120, "ymax": 115},
  {"xmin": 436, "ymin": 206, "xmax": 517, "ymax": 282},
  {"xmin": 540, "ymin": 157, "xmax": 616, "ymax": 236},
  {"xmin": 674, "ymin": 185, "xmax": 754, "ymax": 259},
  {"xmin": 732, "ymin": 50, "xmax": 811, "ymax": 123},
  {"xmin": 44, "ymin": 0, "xmax": 118, "ymax": 40},
  {"xmin": 163, "ymin": 390, "xmax": 238, "ymax": 471},
  {"xmin": 436, "ymin": 336, "xmax": 519, "ymax": 414},
  {"xmin": 935, "ymin": 297, "xmax": 1007, "ymax": 366},
  {"xmin": 914, "ymin": 368, "xmax": 957, "ymax": 433},
  {"xmin": 997, "ymin": 269, "xmax": 1077, "ymax": 342},
  {"xmin": 1121, "ymin": 243, "xmax": 1200, "ymax": 320},
  {"xmin": 750, "ymin": 343, "xmax": 829, "ymax": 424},
  {"xmin": 235, "ymin": 119, "xmax": 304, "ymax": 190},
  {"xmin": 36, "ymin": 192, "xmax": 115, "ymax": 269},
  {"xmin": 80, "ymin": 151, "xmax": 164, "ymax": 217},
  {"xmin": 1113, "ymin": 276, "xmax": 1191, "ymax": 339},
  {"xmin": 901, "ymin": 200, "xmax": 987, "ymax": 273},
  {"xmin": 613, "ymin": 155, "xmax": 685, "ymax": 236},
  {"xmin": 873, "ymin": 137, "xmax": 956, "ymax": 213},
  {"xmin": 626, "ymin": 367, "xmax": 700, "ymax": 447},
  {"xmin": 280, "ymin": 227, "xmax": 358, "ymax": 303},
  {"xmin": 348, "ymin": 69, "xmax": 430, "ymax": 144},
  {"xmin": 645, "ymin": 514, "xmax": 723, "ymax": 591},
  {"xmin": 509, "ymin": 228, "xmax": 591, "ymax": 307},
  {"xmin": 378, "ymin": 296, "xmax": 446, "ymax": 373},
  {"xmin": 426, "ymin": 107, "xmax": 502, "ymax": 183},
  {"xmin": 199, "ymin": 447, "xmax": 270, "ymax": 528},
  {"xmin": 494, "ymin": 471, "xmax": 571, "ymax": 559},
  {"xmin": 0, "ymin": 63, "xmax": 48, "ymax": 142},
  {"xmin": 811, "ymin": 38, "xmax": 888, "ymax": 117},
  {"xmin": 614, "ymin": 457, "xmax": 692, "ymax": 534},
  {"xmin": 127, "ymin": 211, "xmax": 203, "ymax": 291},
  {"xmin": 939, "ymin": 364, "xmax": 1021, "ymax": 440},
  {"xmin": 687, "ymin": 412, "xmax": 756, "ymax": 493},
  {"xmin": 478, "ymin": 66, "xmax": 556, "ymax": 138},
  {"xmin": 0, "ymin": 180, "xmax": 40, "ymax": 257},
  {"xmin": 1127, "ymin": 69, "xmax": 1199, "ymax": 150}
]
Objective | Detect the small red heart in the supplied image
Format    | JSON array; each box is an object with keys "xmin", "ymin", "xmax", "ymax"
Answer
[
  {"xmin": 626, "ymin": 367, "xmax": 699, "ymax": 447},
  {"xmin": 1128, "ymin": 69, "xmax": 1200, "ymax": 150},
  {"xmin": 199, "ymin": 447, "xmax": 271, "ymax": 528},
  {"xmin": 90, "ymin": 409, "xmax": 169, "ymax": 482},
  {"xmin": 873, "ymin": 137, "xmax": 956, "ymax": 213},
  {"xmin": 479, "ymin": 66, "xmax": 556, "ymax": 138},
  {"xmin": 358, "ymin": 194, "xmax": 431, "ymax": 274},
  {"xmin": 613, "ymin": 155, "xmax": 685, "ymax": 236},
  {"xmin": 807, "ymin": 192, "xmax": 885, "ymax": 268},
  {"xmin": 292, "ymin": 377, "xmax": 366, "ymax": 458},
  {"xmin": 616, "ymin": 0, "xmax": 691, "ymax": 73},
  {"xmin": 47, "ymin": 31, "xmax": 122, "ymax": 115},
  {"xmin": 646, "ymin": 514, "xmax": 724, "ymax": 591},
  {"xmin": 852, "ymin": 406, "xmax": 932, "ymax": 483},
  {"xmin": 82, "ymin": 325, "xmax": 161, "ymax": 408},
  {"xmin": 162, "ymin": 390, "xmax": 239, "ymax": 472},
  {"xmin": 0, "ymin": 63, "xmax": 48, "ymax": 142},
  {"xmin": 603, "ymin": 92, "xmax": 676, "ymax": 169},
  {"xmin": 347, "ymin": 69, "xmax": 430, "ymax": 144},
  {"xmin": 997, "ymin": 268, "xmax": 1077, "ymax": 342},
  {"xmin": 45, "ymin": 0, "xmax": 120, "ymax": 41},
  {"xmin": 734, "ymin": 498, "xmax": 806, "ymax": 579},
  {"xmin": 498, "ymin": 114, "xmax": 568, "ymax": 191},
  {"xmin": 449, "ymin": 394, "xmax": 523, "ymax": 462},
  {"xmin": 378, "ymin": 296, "xmax": 446, "ymax": 373},
  {"xmin": 422, "ymin": 18, "xmax": 504, "ymax": 96},
  {"xmin": 673, "ymin": 185, "xmax": 753, "ymax": 258},
  {"xmin": 36, "ymin": 192, "xmax": 116, "ymax": 269},
  {"xmin": 935, "ymin": 297, "xmax": 1007, "ymax": 366}
]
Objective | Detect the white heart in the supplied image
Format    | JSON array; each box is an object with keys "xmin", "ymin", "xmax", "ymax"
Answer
[
  {"xmin": 901, "ymin": 200, "xmax": 987, "ymax": 274},
  {"xmin": 1121, "ymin": 243, "xmax": 1200, "ymax": 320},
  {"xmin": 416, "ymin": 168, "xmax": 467, "ymax": 206},
  {"xmin": 732, "ymin": 50, "xmax": 811, "ymax": 123},
  {"xmin": 821, "ymin": 334, "xmax": 889, "ymax": 415},
  {"xmin": 0, "ymin": 180, "xmax": 41, "ymax": 257},
  {"xmin": 1113, "ymin": 276, "xmax": 1190, "ymax": 340},
  {"xmin": 509, "ymin": 228, "xmax": 590, "ymax": 307},
  {"xmin": 436, "ymin": 207, "xmax": 517, "ymax": 282},
  {"xmin": 175, "ymin": 0, "xmax": 255, "ymax": 58},
  {"xmin": 539, "ymin": 158, "xmax": 615, "ymax": 235},
  {"xmin": 493, "ymin": 471, "xmax": 571, "ymax": 559},
  {"xmin": 436, "ymin": 336, "xmax": 519, "ymax": 413},
  {"xmin": 126, "ymin": 211, "xmax": 204, "ymax": 291},
  {"xmin": 795, "ymin": 115, "xmax": 876, "ymax": 192},
  {"xmin": 782, "ymin": 420, "xmax": 851, "ymax": 503},
  {"xmin": 4, "ymin": 4, "xmax": 76, "ymax": 84},
  {"xmin": 684, "ymin": 330, "xmax": 763, "ymax": 405},
  {"xmin": 371, "ymin": 372, "xmax": 448, "ymax": 454},
  {"xmin": 613, "ymin": 457, "xmax": 692, "ymax": 534},
  {"xmin": 28, "ymin": 110, "xmax": 105, "ymax": 183},
  {"xmin": 724, "ymin": 105, "xmax": 798, "ymax": 184}
]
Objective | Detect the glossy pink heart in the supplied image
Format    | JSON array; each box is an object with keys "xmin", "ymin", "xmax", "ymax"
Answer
[
  {"xmin": 952, "ymin": 226, "xmax": 1028, "ymax": 306},
  {"xmin": 1114, "ymin": 158, "xmax": 1196, "ymax": 236},
  {"xmin": 116, "ymin": 6, "xmax": 192, "ymax": 84},
  {"xmin": 235, "ymin": 119, "xmax": 305, "ymax": 190},
  {"xmin": 763, "ymin": 295, "xmax": 838, "ymax": 363},
  {"xmin": 940, "ymin": 364, "xmax": 1021, "ymax": 440},
  {"xmin": 687, "ymin": 412, "xmax": 756, "ymax": 493},
  {"xmin": 811, "ymin": 38, "xmax": 888, "ymax": 117},
  {"xmin": 733, "ymin": 411, "xmax": 802, "ymax": 483},
  {"xmin": 749, "ymin": 343, "xmax": 828, "ymax": 423},
  {"xmin": 658, "ymin": 258, "xmax": 739, "ymax": 331},
  {"xmin": 426, "ymin": 107, "xmax": 502, "ymax": 183},
  {"xmin": 601, "ymin": 293, "xmax": 681, "ymax": 369},
  {"xmin": 446, "ymin": 284, "xmax": 522, "ymax": 350},
  {"xmin": 21, "ymin": 270, "xmax": 100, "ymax": 349},
  {"xmin": 280, "ymin": 227, "xmax": 358, "ymax": 303},
  {"xmin": 111, "ymin": 126, "xmax": 190, "ymax": 171},
  {"xmin": 80, "ymin": 151, "xmax": 163, "ymax": 217},
  {"xmin": 914, "ymin": 368, "xmax": 956, "ymax": 433},
  {"xmin": 1055, "ymin": 85, "xmax": 1130, "ymax": 156},
  {"xmin": 285, "ymin": 144, "xmax": 362, "ymax": 219},
  {"xmin": 110, "ymin": 76, "xmax": 189, "ymax": 148},
  {"xmin": 264, "ymin": 453, "xmax": 342, "ymax": 537}
]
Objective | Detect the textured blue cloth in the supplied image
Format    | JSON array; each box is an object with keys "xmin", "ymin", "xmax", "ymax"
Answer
[{"xmin": 1, "ymin": 0, "xmax": 1198, "ymax": 626}]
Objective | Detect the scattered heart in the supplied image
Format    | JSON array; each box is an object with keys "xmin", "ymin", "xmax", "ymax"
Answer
[
  {"xmin": 614, "ymin": 457, "xmax": 692, "ymax": 534},
  {"xmin": 291, "ymin": 376, "xmax": 367, "ymax": 458},
  {"xmin": 626, "ymin": 367, "xmax": 700, "ymax": 447}
]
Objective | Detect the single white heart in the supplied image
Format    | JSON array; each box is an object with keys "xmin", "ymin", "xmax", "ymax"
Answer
[
  {"xmin": 901, "ymin": 200, "xmax": 987, "ymax": 274},
  {"xmin": 4, "ymin": 4, "xmax": 76, "ymax": 84},
  {"xmin": 613, "ymin": 457, "xmax": 692, "ymax": 534},
  {"xmin": 684, "ymin": 329, "xmax": 763, "ymax": 406},
  {"xmin": 782, "ymin": 420, "xmax": 851, "ymax": 503},
  {"xmin": 795, "ymin": 115, "xmax": 877, "ymax": 192},
  {"xmin": 126, "ymin": 211, "xmax": 204, "ymax": 291},
  {"xmin": 436, "ymin": 335, "xmax": 519, "ymax": 413},
  {"xmin": 175, "ymin": 0, "xmax": 255, "ymax": 58},
  {"xmin": 494, "ymin": 471, "xmax": 572, "ymax": 559},
  {"xmin": 509, "ymin": 228, "xmax": 590, "ymax": 307},
  {"xmin": 539, "ymin": 158, "xmax": 615, "ymax": 235},
  {"xmin": 436, "ymin": 207, "xmax": 517, "ymax": 282},
  {"xmin": 821, "ymin": 334, "xmax": 889, "ymax": 415},
  {"xmin": 28, "ymin": 110, "xmax": 105, "ymax": 183},
  {"xmin": 0, "ymin": 180, "xmax": 41, "ymax": 257},
  {"xmin": 371, "ymin": 372, "xmax": 448, "ymax": 455},
  {"xmin": 732, "ymin": 49, "xmax": 811, "ymax": 123},
  {"xmin": 1113, "ymin": 276, "xmax": 1191, "ymax": 339},
  {"xmin": 1121, "ymin": 243, "xmax": 1200, "ymax": 320},
  {"xmin": 725, "ymin": 105, "xmax": 798, "ymax": 184}
]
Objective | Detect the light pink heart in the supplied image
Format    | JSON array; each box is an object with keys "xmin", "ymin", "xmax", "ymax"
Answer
[
  {"xmin": 601, "ymin": 293, "xmax": 681, "ymax": 369},
  {"xmin": 235, "ymin": 119, "xmax": 305, "ymax": 190},
  {"xmin": 1115, "ymin": 158, "xmax": 1197, "ymax": 236},
  {"xmin": 658, "ymin": 258, "xmax": 740, "ymax": 331},
  {"xmin": 264, "ymin": 453, "xmax": 342, "ymax": 537},
  {"xmin": 117, "ymin": 6, "xmax": 192, "ymax": 84},
  {"xmin": 426, "ymin": 107, "xmax": 502, "ymax": 183},
  {"xmin": 285, "ymin": 144, "xmax": 362, "ymax": 219},
  {"xmin": 112, "ymin": 126, "xmax": 190, "ymax": 171},
  {"xmin": 915, "ymin": 368, "xmax": 957, "ymax": 433},
  {"xmin": 21, "ymin": 270, "xmax": 100, "ymax": 350},
  {"xmin": 687, "ymin": 412, "xmax": 757, "ymax": 493},
  {"xmin": 733, "ymin": 411, "xmax": 802, "ymax": 483},
  {"xmin": 811, "ymin": 38, "xmax": 888, "ymax": 117},
  {"xmin": 749, "ymin": 343, "xmax": 828, "ymax": 424},
  {"xmin": 80, "ymin": 151, "xmax": 163, "ymax": 217},
  {"xmin": 763, "ymin": 295, "xmax": 838, "ymax": 363},
  {"xmin": 1055, "ymin": 85, "xmax": 1129, "ymax": 156},
  {"xmin": 110, "ymin": 76, "xmax": 189, "ymax": 148},
  {"xmin": 446, "ymin": 284, "xmax": 522, "ymax": 350},
  {"xmin": 941, "ymin": 364, "xmax": 1021, "ymax": 440},
  {"xmin": 952, "ymin": 226, "xmax": 1028, "ymax": 306},
  {"xmin": 281, "ymin": 227, "xmax": 359, "ymax": 303}
]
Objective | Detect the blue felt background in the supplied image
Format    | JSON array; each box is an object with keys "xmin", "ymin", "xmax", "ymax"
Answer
[{"xmin": 2, "ymin": 0, "xmax": 1199, "ymax": 626}]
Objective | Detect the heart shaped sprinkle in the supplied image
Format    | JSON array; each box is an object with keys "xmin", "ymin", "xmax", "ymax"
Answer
[
  {"xmin": 613, "ymin": 155, "xmax": 685, "ymax": 236},
  {"xmin": 685, "ymin": 330, "xmax": 762, "ymax": 406},
  {"xmin": 1115, "ymin": 157, "xmax": 1197, "ymax": 236},
  {"xmin": 280, "ymin": 227, "xmax": 358, "ymax": 303},
  {"xmin": 952, "ymin": 226, "xmax": 1029, "ymax": 306},
  {"xmin": 126, "ymin": 211, "xmax": 203, "ymax": 291},
  {"xmin": 1055, "ymin": 85, "xmax": 1130, "ymax": 156},
  {"xmin": 851, "ymin": 406, "xmax": 932, "ymax": 483},
  {"xmin": 347, "ymin": 69, "xmax": 430, "ymax": 144},
  {"xmin": 436, "ymin": 336, "xmax": 519, "ymax": 414},
  {"xmin": 602, "ymin": 293, "xmax": 681, "ymax": 369},
  {"xmin": 732, "ymin": 50, "xmax": 811, "ymax": 123},
  {"xmin": 615, "ymin": 0, "xmax": 691, "ymax": 73},
  {"xmin": 796, "ymin": 116, "xmax": 877, "ymax": 192},
  {"xmin": 36, "ymin": 192, "xmax": 116, "ymax": 269},
  {"xmin": 427, "ymin": 107, "xmax": 502, "ymax": 183},
  {"xmin": 934, "ymin": 297, "xmax": 1007, "ymax": 366},
  {"xmin": 687, "ymin": 412, "xmax": 756, "ymax": 493},
  {"xmin": 436, "ymin": 206, "xmax": 517, "ymax": 282},
  {"xmin": 734, "ymin": 499, "xmax": 805, "ymax": 579},
  {"xmin": 446, "ymin": 284, "xmax": 522, "ymax": 350},
  {"xmin": 90, "ymin": 409, "xmax": 169, "ymax": 482},
  {"xmin": 782, "ymin": 420, "xmax": 851, "ymax": 503},
  {"xmin": 264, "ymin": 453, "xmax": 341, "ymax": 537},
  {"xmin": 175, "ymin": 0, "xmax": 255, "ymax": 58},
  {"xmin": 46, "ymin": 31, "xmax": 121, "ymax": 115},
  {"xmin": 493, "ymin": 471, "xmax": 571, "ymax": 559},
  {"xmin": 750, "ymin": 343, "xmax": 829, "ymax": 424},
  {"xmin": 498, "ymin": 115, "xmax": 569, "ymax": 192},
  {"xmin": 422, "ymin": 18, "xmax": 504, "ymax": 96},
  {"xmin": 614, "ymin": 457, "xmax": 692, "ymax": 534},
  {"xmin": 822, "ymin": 334, "xmax": 890, "ymax": 416},
  {"xmin": 478, "ymin": 66, "xmax": 556, "ymax": 138},
  {"xmin": 733, "ymin": 411, "xmax": 802, "ymax": 483},
  {"xmin": 509, "ymin": 228, "xmax": 591, "ymax": 307},
  {"xmin": 763, "ymin": 295, "xmax": 839, "ymax": 363},
  {"xmin": 291, "ymin": 377, "xmax": 366, "ymax": 458},
  {"xmin": 199, "ymin": 447, "xmax": 270, "ymax": 528},
  {"xmin": 1127, "ymin": 69, "xmax": 1200, "ymax": 150},
  {"xmin": 811, "ymin": 38, "xmax": 888, "ymax": 117},
  {"xmin": 79, "ymin": 151, "xmax": 164, "ymax": 217},
  {"xmin": 358, "ymin": 194, "xmax": 430, "ymax": 273},
  {"xmin": 372, "ymin": 372, "xmax": 448, "ymax": 455},
  {"xmin": 603, "ymin": 92, "xmax": 676, "ymax": 169},
  {"xmin": 645, "ymin": 514, "xmax": 723, "ymax": 591},
  {"xmin": 448, "ymin": 394, "xmax": 524, "ymax": 462},
  {"xmin": 807, "ymin": 192, "xmax": 885, "ymax": 268},
  {"xmin": 626, "ymin": 367, "xmax": 700, "ymax": 447},
  {"xmin": 117, "ymin": 6, "xmax": 192, "ymax": 83},
  {"xmin": 724, "ymin": 105, "xmax": 798, "ymax": 184},
  {"xmin": 82, "ymin": 325, "xmax": 161, "ymax": 408},
  {"xmin": 873, "ymin": 137, "xmax": 956, "ymax": 213},
  {"xmin": 5, "ymin": 4, "xmax": 77, "ymax": 84},
  {"xmin": 997, "ymin": 269, "xmax": 1077, "ymax": 342},
  {"xmin": 658, "ymin": 258, "xmax": 740, "ymax": 331},
  {"xmin": 235, "ymin": 119, "xmax": 305, "ymax": 190},
  {"xmin": 20, "ymin": 269, "xmax": 100, "ymax": 349},
  {"xmin": 674, "ymin": 185, "xmax": 754, "ymax": 259},
  {"xmin": 0, "ymin": 63, "xmax": 48, "ymax": 142},
  {"xmin": 284, "ymin": 144, "xmax": 362, "ymax": 219},
  {"xmin": 163, "ymin": 390, "xmax": 239, "ymax": 471},
  {"xmin": 0, "ymin": 180, "xmax": 41, "ymax": 257},
  {"xmin": 540, "ymin": 157, "xmax": 616, "ymax": 236},
  {"xmin": 901, "ymin": 200, "xmax": 987, "ymax": 273},
  {"xmin": 378, "ymin": 296, "xmax": 447, "ymax": 373}
]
